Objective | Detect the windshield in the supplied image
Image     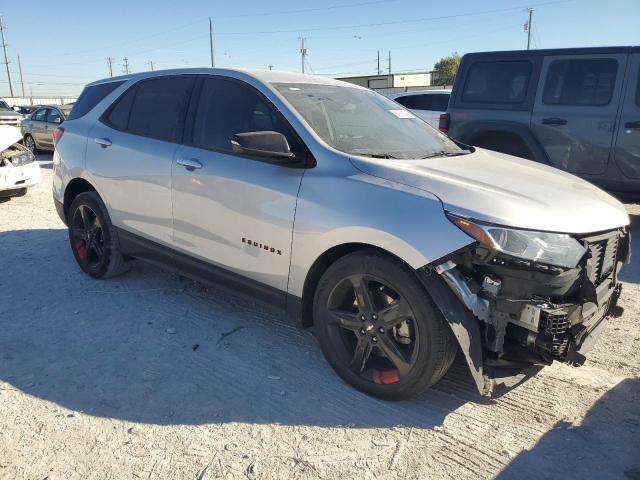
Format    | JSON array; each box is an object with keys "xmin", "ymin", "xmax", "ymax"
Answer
[
  {"xmin": 274, "ymin": 82, "xmax": 462, "ymax": 159},
  {"xmin": 0, "ymin": 100, "xmax": 11, "ymax": 111}
]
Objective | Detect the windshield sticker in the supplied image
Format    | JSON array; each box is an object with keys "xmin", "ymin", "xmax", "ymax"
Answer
[{"xmin": 389, "ymin": 109, "xmax": 416, "ymax": 119}]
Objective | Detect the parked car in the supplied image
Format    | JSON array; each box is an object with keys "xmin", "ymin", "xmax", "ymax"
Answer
[
  {"xmin": 0, "ymin": 125, "xmax": 41, "ymax": 198},
  {"xmin": 13, "ymin": 105, "xmax": 38, "ymax": 116},
  {"xmin": 21, "ymin": 104, "xmax": 72, "ymax": 152},
  {"xmin": 0, "ymin": 99, "xmax": 24, "ymax": 127},
  {"xmin": 389, "ymin": 89, "xmax": 450, "ymax": 128},
  {"xmin": 441, "ymin": 46, "xmax": 640, "ymax": 194},
  {"xmin": 53, "ymin": 69, "xmax": 630, "ymax": 399}
]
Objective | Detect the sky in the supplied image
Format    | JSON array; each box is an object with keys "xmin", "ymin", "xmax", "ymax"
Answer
[{"xmin": 0, "ymin": 0, "xmax": 639, "ymax": 97}]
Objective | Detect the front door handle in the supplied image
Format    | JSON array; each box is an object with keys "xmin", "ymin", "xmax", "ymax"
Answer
[
  {"xmin": 625, "ymin": 120, "xmax": 640, "ymax": 130},
  {"xmin": 94, "ymin": 137, "xmax": 112, "ymax": 147},
  {"xmin": 176, "ymin": 157, "xmax": 203, "ymax": 171},
  {"xmin": 541, "ymin": 117, "xmax": 567, "ymax": 126}
]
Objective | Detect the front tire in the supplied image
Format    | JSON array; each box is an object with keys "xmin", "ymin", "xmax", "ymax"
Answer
[
  {"xmin": 67, "ymin": 192, "xmax": 128, "ymax": 279},
  {"xmin": 23, "ymin": 134, "xmax": 38, "ymax": 154},
  {"xmin": 313, "ymin": 250, "xmax": 457, "ymax": 400}
]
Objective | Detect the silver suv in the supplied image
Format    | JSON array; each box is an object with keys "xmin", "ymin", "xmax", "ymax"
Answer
[{"xmin": 52, "ymin": 69, "xmax": 631, "ymax": 399}]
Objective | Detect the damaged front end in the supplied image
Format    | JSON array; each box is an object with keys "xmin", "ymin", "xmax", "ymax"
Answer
[{"xmin": 419, "ymin": 213, "xmax": 631, "ymax": 396}]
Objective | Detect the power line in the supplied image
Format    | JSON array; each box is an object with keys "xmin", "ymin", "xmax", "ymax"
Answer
[
  {"xmin": 214, "ymin": 0, "xmax": 573, "ymax": 36},
  {"xmin": 215, "ymin": 0, "xmax": 401, "ymax": 18}
]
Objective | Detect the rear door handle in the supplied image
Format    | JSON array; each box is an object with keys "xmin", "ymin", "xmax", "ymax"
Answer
[
  {"xmin": 94, "ymin": 137, "xmax": 112, "ymax": 147},
  {"xmin": 625, "ymin": 120, "xmax": 640, "ymax": 130},
  {"xmin": 176, "ymin": 157, "xmax": 203, "ymax": 171},
  {"xmin": 541, "ymin": 117, "xmax": 567, "ymax": 126}
]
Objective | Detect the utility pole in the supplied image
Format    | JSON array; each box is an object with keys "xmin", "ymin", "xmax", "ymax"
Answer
[
  {"xmin": 123, "ymin": 57, "xmax": 130, "ymax": 74},
  {"xmin": 300, "ymin": 38, "xmax": 307, "ymax": 74},
  {"xmin": 387, "ymin": 50, "xmax": 391, "ymax": 74},
  {"xmin": 209, "ymin": 17, "xmax": 215, "ymax": 67},
  {"xmin": 268, "ymin": 64, "xmax": 274, "ymax": 70},
  {"xmin": 377, "ymin": 50, "xmax": 380, "ymax": 75},
  {"xmin": 0, "ymin": 16, "xmax": 14, "ymax": 96},
  {"xmin": 17, "ymin": 54, "xmax": 24, "ymax": 97},
  {"xmin": 106, "ymin": 57, "xmax": 114, "ymax": 77},
  {"xmin": 525, "ymin": 8, "xmax": 534, "ymax": 50},
  {"xmin": 148, "ymin": 60, "xmax": 154, "ymax": 71}
]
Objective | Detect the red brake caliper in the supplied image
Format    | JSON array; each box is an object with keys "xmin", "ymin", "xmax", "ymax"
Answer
[{"xmin": 75, "ymin": 240, "xmax": 87, "ymax": 260}]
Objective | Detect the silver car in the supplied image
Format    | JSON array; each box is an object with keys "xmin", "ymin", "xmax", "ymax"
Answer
[
  {"xmin": 52, "ymin": 69, "xmax": 631, "ymax": 399},
  {"xmin": 21, "ymin": 104, "xmax": 72, "ymax": 152}
]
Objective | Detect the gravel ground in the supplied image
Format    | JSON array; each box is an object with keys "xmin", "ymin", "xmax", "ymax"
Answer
[{"xmin": 1, "ymin": 156, "xmax": 639, "ymax": 480}]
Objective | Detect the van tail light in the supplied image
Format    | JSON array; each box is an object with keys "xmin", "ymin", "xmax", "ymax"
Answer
[
  {"xmin": 439, "ymin": 113, "xmax": 449, "ymax": 133},
  {"xmin": 53, "ymin": 127, "xmax": 65, "ymax": 147}
]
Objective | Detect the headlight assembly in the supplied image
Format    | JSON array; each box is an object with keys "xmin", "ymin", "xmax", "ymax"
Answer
[
  {"xmin": 9, "ymin": 150, "xmax": 35, "ymax": 167},
  {"xmin": 447, "ymin": 212, "xmax": 587, "ymax": 269}
]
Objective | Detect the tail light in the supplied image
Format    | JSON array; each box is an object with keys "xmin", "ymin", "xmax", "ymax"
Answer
[
  {"xmin": 438, "ymin": 113, "xmax": 449, "ymax": 133},
  {"xmin": 53, "ymin": 127, "xmax": 65, "ymax": 147}
]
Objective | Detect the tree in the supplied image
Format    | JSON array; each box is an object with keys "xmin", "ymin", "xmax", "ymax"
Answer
[{"xmin": 433, "ymin": 53, "xmax": 461, "ymax": 86}]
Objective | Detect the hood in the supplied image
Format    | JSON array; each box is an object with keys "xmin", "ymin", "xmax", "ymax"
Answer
[
  {"xmin": 0, "ymin": 125, "xmax": 23, "ymax": 152},
  {"xmin": 0, "ymin": 109, "xmax": 22, "ymax": 117},
  {"xmin": 350, "ymin": 148, "xmax": 629, "ymax": 234}
]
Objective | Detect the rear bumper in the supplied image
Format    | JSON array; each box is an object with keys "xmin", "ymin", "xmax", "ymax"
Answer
[{"xmin": 0, "ymin": 161, "xmax": 41, "ymax": 192}]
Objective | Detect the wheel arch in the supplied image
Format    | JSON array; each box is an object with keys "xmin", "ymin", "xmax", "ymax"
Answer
[
  {"xmin": 297, "ymin": 243, "xmax": 417, "ymax": 329},
  {"xmin": 63, "ymin": 177, "xmax": 98, "ymax": 222},
  {"xmin": 456, "ymin": 121, "xmax": 549, "ymax": 164}
]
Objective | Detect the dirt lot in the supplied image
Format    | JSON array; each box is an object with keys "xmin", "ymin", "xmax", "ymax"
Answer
[{"xmin": 1, "ymin": 156, "xmax": 639, "ymax": 480}]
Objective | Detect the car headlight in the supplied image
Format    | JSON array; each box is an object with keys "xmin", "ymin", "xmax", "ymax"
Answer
[
  {"xmin": 446, "ymin": 212, "xmax": 587, "ymax": 269},
  {"xmin": 9, "ymin": 150, "xmax": 35, "ymax": 167}
]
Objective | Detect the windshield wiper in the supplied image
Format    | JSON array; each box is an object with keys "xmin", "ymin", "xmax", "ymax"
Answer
[
  {"xmin": 420, "ymin": 150, "xmax": 471, "ymax": 159},
  {"xmin": 355, "ymin": 152, "xmax": 400, "ymax": 159}
]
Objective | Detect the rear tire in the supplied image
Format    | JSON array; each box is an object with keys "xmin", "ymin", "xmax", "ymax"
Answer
[
  {"xmin": 67, "ymin": 191, "xmax": 128, "ymax": 279},
  {"xmin": 313, "ymin": 249, "xmax": 456, "ymax": 400}
]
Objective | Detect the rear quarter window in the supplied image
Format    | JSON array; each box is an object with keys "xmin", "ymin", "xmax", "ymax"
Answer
[
  {"xmin": 67, "ymin": 80, "xmax": 126, "ymax": 120},
  {"xmin": 542, "ymin": 58, "xmax": 618, "ymax": 106},
  {"xmin": 462, "ymin": 61, "xmax": 532, "ymax": 104}
]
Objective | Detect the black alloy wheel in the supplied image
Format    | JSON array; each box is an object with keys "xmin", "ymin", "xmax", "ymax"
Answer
[
  {"xmin": 67, "ymin": 191, "xmax": 128, "ymax": 279},
  {"xmin": 326, "ymin": 273, "xmax": 419, "ymax": 385},
  {"xmin": 71, "ymin": 204, "xmax": 105, "ymax": 270},
  {"xmin": 314, "ymin": 250, "xmax": 457, "ymax": 400}
]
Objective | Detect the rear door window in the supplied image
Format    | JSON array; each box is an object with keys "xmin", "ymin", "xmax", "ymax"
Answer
[
  {"xmin": 395, "ymin": 94, "xmax": 433, "ymax": 110},
  {"xmin": 67, "ymin": 80, "xmax": 125, "ymax": 120},
  {"xmin": 46, "ymin": 108, "xmax": 62, "ymax": 124},
  {"xmin": 103, "ymin": 76, "xmax": 194, "ymax": 143},
  {"xmin": 462, "ymin": 61, "xmax": 532, "ymax": 104},
  {"xmin": 542, "ymin": 58, "xmax": 618, "ymax": 106}
]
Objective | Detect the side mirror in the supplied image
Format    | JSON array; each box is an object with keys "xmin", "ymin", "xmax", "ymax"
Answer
[
  {"xmin": 54, "ymin": 117, "xmax": 62, "ymax": 124},
  {"xmin": 231, "ymin": 131, "xmax": 295, "ymax": 161}
]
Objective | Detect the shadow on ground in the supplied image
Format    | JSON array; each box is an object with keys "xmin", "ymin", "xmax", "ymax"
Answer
[
  {"xmin": 0, "ymin": 228, "xmax": 481, "ymax": 428},
  {"xmin": 496, "ymin": 378, "xmax": 640, "ymax": 480}
]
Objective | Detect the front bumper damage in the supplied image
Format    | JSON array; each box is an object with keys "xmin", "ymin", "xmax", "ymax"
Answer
[{"xmin": 419, "ymin": 227, "xmax": 631, "ymax": 396}]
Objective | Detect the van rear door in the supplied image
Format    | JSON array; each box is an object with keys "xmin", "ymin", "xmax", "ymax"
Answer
[{"xmin": 531, "ymin": 53, "xmax": 627, "ymax": 175}]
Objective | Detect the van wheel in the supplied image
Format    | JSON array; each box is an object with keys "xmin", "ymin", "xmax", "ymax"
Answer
[
  {"xmin": 67, "ymin": 191, "xmax": 128, "ymax": 279},
  {"xmin": 313, "ymin": 250, "xmax": 456, "ymax": 400}
]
